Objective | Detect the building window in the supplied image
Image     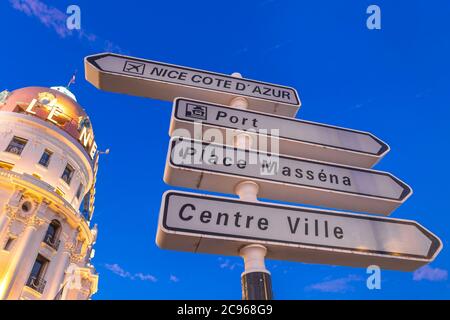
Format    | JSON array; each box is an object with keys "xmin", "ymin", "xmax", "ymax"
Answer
[
  {"xmin": 26, "ymin": 254, "xmax": 48, "ymax": 294},
  {"xmin": 76, "ymin": 183, "xmax": 84, "ymax": 200},
  {"xmin": 61, "ymin": 163, "xmax": 74, "ymax": 185},
  {"xmin": 3, "ymin": 237, "xmax": 15, "ymax": 251},
  {"xmin": 5, "ymin": 136, "xmax": 28, "ymax": 156},
  {"xmin": 43, "ymin": 220, "xmax": 61, "ymax": 250},
  {"xmin": 38, "ymin": 149, "xmax": 53, "ymax": 167}
]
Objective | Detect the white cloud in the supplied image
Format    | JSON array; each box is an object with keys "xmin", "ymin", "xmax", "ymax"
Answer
[
  {"xmin": 10, "ymin": 0, "xmax": 70, "ymax": 38},
  {"xmin": 9, "ymin": 0, "xmax": 123, "ymax": 52},
  {"xmin": 305, "ymin": 275, "xmax": 362, "ymax": 293},
  {"xmin": 413, "ymin": 265, "xmax": 448, "ymax": 282},
  {"xmin": 135, "ymin": 273, "xmax": 157, "ymax": 283},
  {"xmin": 104, "ymin": 263, "xmax": 158, "ymax": 282},
  {"xmin": 218, "ymin": 257, "xmax": 241, "ymax": 271},
  {"xmin": 105, "ymin": 263, "xmax": 133, "ymax": 279},
  {"xmin": 169, "ymin": 275, "xmax": 180, "ymax": 283}
]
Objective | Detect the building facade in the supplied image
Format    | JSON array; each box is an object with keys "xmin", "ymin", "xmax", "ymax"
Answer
[{"xmin": 0, "ymin": 86, "xmax": 99, "ymax": 300}]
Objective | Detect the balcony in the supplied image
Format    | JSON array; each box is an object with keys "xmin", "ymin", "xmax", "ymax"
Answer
[
  {"xmin": 43, "ymin": 234, "xmax": 60, "ymax": 251},
  {"xmin": 26, "ymin": 276, "xmax": 47, "ymax": 294}
]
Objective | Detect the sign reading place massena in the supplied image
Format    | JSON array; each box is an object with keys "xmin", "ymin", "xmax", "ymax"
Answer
[
  {"xmin": 157, "ymin": 191, "xmax": 442, "ymax": 271},
  {"xmin": 170, "ymin": 98, "xmax": 389, "ymax": 168},
  {"xmin": 84, "ymin": 53, "xmax": 300, "ymax": 117},
  {"xmin": 164, "ymin": 137, "xmax": 412, "ymax": 215}
]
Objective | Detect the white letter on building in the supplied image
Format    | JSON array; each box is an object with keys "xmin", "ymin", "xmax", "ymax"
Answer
[
  {"xmin": 25, "ymin": 99, "xmax": 38, "ymax": 115},
  {"xmin": 79, "ymin": 126, "xmax": 92, "ymax": 148}
]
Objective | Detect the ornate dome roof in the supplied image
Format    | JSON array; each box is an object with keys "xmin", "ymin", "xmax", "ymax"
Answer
[
  {"xmin": 0, "ymin": 86, "xmax": 95, "ymax": 144},
  {"xmin": 1, "ymin": 86, "xmax": 88, "ymax": 120}
]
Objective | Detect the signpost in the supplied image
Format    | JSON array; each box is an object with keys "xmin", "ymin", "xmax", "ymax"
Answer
[
  {"xmin": 164, "ymin": 137, "xmax": 412, "ymax": 215},
  {"xmin": 170, "ymin": 98, "xmax": 389, "ymax": 168},
  {"xmin": 84, "ymin": 51, "xmax": 442, "ymax": 300},
  {"xmin": 157, "ymin": 191, "xmax": 442, "ymax": 272},
  {"xmin": 85, "ymin": 53, "xmax": 301, "ymax": 117}
]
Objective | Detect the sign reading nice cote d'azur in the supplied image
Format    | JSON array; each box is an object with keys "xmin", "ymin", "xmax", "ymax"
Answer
[{"xmin": 85, "ymin": 53, "xmax": 301, "ymax": 117}]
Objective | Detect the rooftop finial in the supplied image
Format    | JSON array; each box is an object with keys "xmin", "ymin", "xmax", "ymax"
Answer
[{"xmin": 66, "ymin": 70, "xmax": 77, "ymax": 89}]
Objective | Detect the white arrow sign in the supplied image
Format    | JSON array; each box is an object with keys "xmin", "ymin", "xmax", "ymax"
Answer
[
  {"xmin": 170, "ymin": 98, "xmax": 389, "ymax": 168},
  {"xmin": 164, "ymin": 137, "xmax": 412, "ymax": 215},
  {"xmin": 85, "ymin": 53, "xmax": 301, "ymax": 117},
  {"xmin": 157, "ymin": 191, "xmax": 442, "ymax": 271}
]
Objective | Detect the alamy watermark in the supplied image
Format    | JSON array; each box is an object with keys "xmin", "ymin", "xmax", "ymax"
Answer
[
  {"xmin": 366, "ymin": 5, "xmax": 381, "ymax": 30},
  {"xmin": 366, "ymin": 265, "xmax": 382, "ymax": 290},
  {"xmin": 66, "ymin": 5, "xmax": 81, "ymax": 30},
  {"xmin": 171, "ymin": 122, "xmax": 280, "ymax": 176}
]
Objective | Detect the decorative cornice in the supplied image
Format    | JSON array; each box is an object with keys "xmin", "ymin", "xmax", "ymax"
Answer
[
  {"xmin": 0, "ymin": 168, "xmax": 95, "ymax": 244},
  {"xmin": 80, "ymin": 277, "xmax": 92, "ymax": 292},
  {"xmin": 25, "ymin": 215, "xmax": 46, "ymax": 228},
  {"xmin": 64, "ymin": 241, "xmax": 75, "ymax": 252},
  {"xmin": 70, "ymin": 268, "xmax": 98, "ymax": 296},
  {"xmin": 70, "ymin": 252, "xmax": 85, "ymax": 264},
  {"xmin": 15, "ymin": 203, "xmax": 34, "ymax": 221},
  {"xmin": 65, "ymin": 241, "xmax": 86, "ymax": 263},
  {"xmin": 5, "ymin": 204, "xmax": 18, "ymax": 220},
  {"xmin": 35, "ymin": 200, "xmax": 50, "ymax": 215},
  {"xmin": 8, "ymin": 189, "xmax": 25, "ymax": 207}
]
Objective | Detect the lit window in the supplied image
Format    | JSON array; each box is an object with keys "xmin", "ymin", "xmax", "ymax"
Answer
[
  {"xmin": 38, "ymin": 149, "xmax": 53, "ymax": 167},
  {"xmin": 3, "ymin": 237, "xmax": 15, "ymax": 251},
  {"xmin": 76, "ymin": 183, "xmax": 84, "ymax": 199},
  {"xmin": 26, "ymin": 254, "xmax": 48, "ymax": 294},
  {"xmin": 5, "ymin": 136, "xmax": 28, "ymax": 155},
  {"xmin": 61, "ymin": 163, "xmax": 74, "ymax": 185},
  {"xmin": 43, "ymin": 220, "xmax": 61, "ymax": 250}
]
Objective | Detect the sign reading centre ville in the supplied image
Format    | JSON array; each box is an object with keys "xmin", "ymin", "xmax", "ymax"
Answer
[
  {"xmin": 85, "ymin": 53, "xmax": 300, "ymax": 117},
  {"xmin": 157, "ymin": 191, "xmax": 442, "ymax": 271},
  {"xmin": 170, "ymin": 98, "xmax": 389, "ymax": 168},
  {"xmin": 164, "ymin": 137, "xmax": 412, "ymax": 215}
]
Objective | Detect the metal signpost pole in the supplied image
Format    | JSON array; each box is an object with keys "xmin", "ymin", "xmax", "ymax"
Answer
[
  {"xmin": 230, "ymin": 73, "xmax": 273, "ymax": 300},
  {"xmin": 236, "ymin": 183, "xmax": 273, "ymax": 300}
]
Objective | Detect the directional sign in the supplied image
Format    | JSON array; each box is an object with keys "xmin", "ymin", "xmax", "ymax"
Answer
[
  {"xmin": 157, "ymin": 191, "xmax": 441, "ymax": 271},
  {"xmin": 170, "ymin": 98, "xmax": 389, "ymax": 168},
  {"xmin": 85, "ymin": 53, "xmax": 301, "ymax": 117},
  {"xmin": 164, "ymin": 137, "xmax": 412, "ymax": 215}
]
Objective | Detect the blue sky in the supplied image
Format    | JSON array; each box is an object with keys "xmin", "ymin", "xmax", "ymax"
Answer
[{"xmin": 2, "ymin": 0, "xmax": 450, "ymax": 299}]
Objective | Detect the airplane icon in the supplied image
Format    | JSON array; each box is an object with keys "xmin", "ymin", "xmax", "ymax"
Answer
[{"xmin": 123, "ymin": 61, "xmax": 146, "ymax": 75}]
